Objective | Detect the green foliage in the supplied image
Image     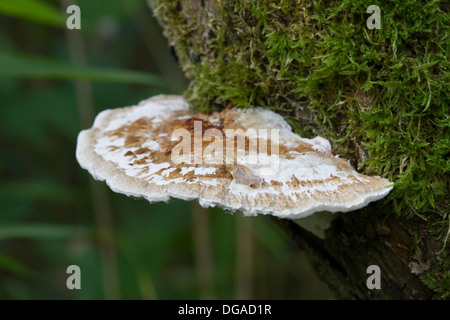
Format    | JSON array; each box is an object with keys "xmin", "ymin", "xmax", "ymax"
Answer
[
  {"xmin": 0, "ymin": 53, "xmax": 166, "ymax": 86},
  {"xmin": 420, "ymin": 253, "xmax": 450, "ymax": 299},
  {"xmin": 0, "ymin": 224, "xmax": 88, "ymax": 240},
  {"xmin": 0, "ymin": 0, "xmax": 65, "ymax": 27},
  {"xmin": 153, "ymin": 0, "xmax": 449, "ymax": 224}
]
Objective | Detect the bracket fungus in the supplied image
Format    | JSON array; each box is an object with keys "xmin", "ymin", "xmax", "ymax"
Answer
[{"xmin": 76, "ymin": 95, "xmax": 393, "ymax": 221}]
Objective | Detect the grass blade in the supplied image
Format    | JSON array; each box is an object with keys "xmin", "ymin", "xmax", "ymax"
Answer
[
  {"xmin": 0, "ymin": 0, "xmax": 65, "ymax": 27},
  {"xmin": 0, "ymin": 224, "xmax": 88, "ymax": 240},
  {"xmin": 0, "ymin": 53, "xmax": 166, "ymax": 86}
]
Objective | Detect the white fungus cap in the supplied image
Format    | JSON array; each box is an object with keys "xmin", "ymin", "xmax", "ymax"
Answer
[{"xmin": 76, "ymin": 95, "xmax": 393, "ymax": 219}]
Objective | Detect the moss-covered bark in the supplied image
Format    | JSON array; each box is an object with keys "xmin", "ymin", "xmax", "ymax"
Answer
[{"xmin": 148, "ymin": 0, "xmax": 449, "ymax": 298}]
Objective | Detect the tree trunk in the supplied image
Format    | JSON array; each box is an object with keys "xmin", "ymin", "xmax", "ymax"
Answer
[
  {"xmin": 272, "ymin": 204, "xmax": 437, "ymax": 299},
  {"xmin": 148, "ymin": 0, "xmax": 449, "ymax": 299}
]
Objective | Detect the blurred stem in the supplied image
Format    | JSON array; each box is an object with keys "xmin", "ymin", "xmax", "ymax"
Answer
[
  {"xmin": 234, "ymin": 215, "xmax": 253, "ymax": 299},
  {"xmin": 192, "ymin": 202, "xmax": 216, "ymax": 299},
  {"xmin": 115, "ymin": 237, "xmax": 157, "ymax": 300},
  {"xmin": 120, "ymin": 0, "xmax": 186, "ymax": 92},
  {"xmin": 61, "ymin": 0, "xmax": 121, "ymax": 300}
]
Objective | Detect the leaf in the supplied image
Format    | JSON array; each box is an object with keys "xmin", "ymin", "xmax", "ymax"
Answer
[
  {"xmin": 0, "ymin": 53, "xmax": 166, "ymax": 86},
  {"xmin": 0, "ymin": 180, "xmax": 74, "ymax": 204},
  {"xmin": 0, "ymin": 253, "xmax": 34, "ymax": 278},
  {"xmin": 0, "ymin": 0, "xmax": 65, "ymax": 27},
  {"xmin": 0, "ymin": 224, "xmax": 88, "ymax": 240}
]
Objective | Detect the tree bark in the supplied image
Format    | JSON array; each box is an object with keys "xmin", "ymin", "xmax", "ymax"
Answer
[
  {"xmin": 272, "ymin": 203, "xmax": 438, "ymax": 299},
  {"xmin": 148, "ymin": 0, "xmax": 447, "ymax": 299}
]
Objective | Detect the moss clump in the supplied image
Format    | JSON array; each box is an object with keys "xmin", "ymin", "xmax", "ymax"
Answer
[
  {"xmin": 152, "ymin": 1, "xmax": 448, "ymax": 239},
  {"xmin": 420, "ymin": 252, "xmax": 450, "ymax": 299}
]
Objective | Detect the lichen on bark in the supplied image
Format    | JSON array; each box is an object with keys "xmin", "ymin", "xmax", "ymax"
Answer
[{"xmin": 149, "ymin": 0, "xmax": 449, "ymax": 298}]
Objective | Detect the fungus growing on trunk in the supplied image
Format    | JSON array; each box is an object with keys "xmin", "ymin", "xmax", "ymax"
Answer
[{"xmin": 76, "ymin": 95, "xmax": 393, "ymax": 220}]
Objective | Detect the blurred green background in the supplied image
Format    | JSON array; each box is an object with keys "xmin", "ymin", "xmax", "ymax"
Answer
[{"xmin": 0, "ymin": 0, "xmax": 333, "ymax": 299}]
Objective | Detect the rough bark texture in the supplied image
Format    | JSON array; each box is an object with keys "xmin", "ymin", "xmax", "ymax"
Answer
[
  {"xmin": 148, "ymin": 0, "xmax": 449, "ymax": 299},
  {"xmin": 272, "ymin": 203, "xmax": 438, "ymax": 299}
]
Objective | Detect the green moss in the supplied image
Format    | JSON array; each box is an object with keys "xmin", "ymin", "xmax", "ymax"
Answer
[
  {"xmin": 152, "ymin": 0, "xmax": 449, "ymax": 291},
  {"xmin": 420, "ymin": 253, "xmax": 450, "ymax": 299}
]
